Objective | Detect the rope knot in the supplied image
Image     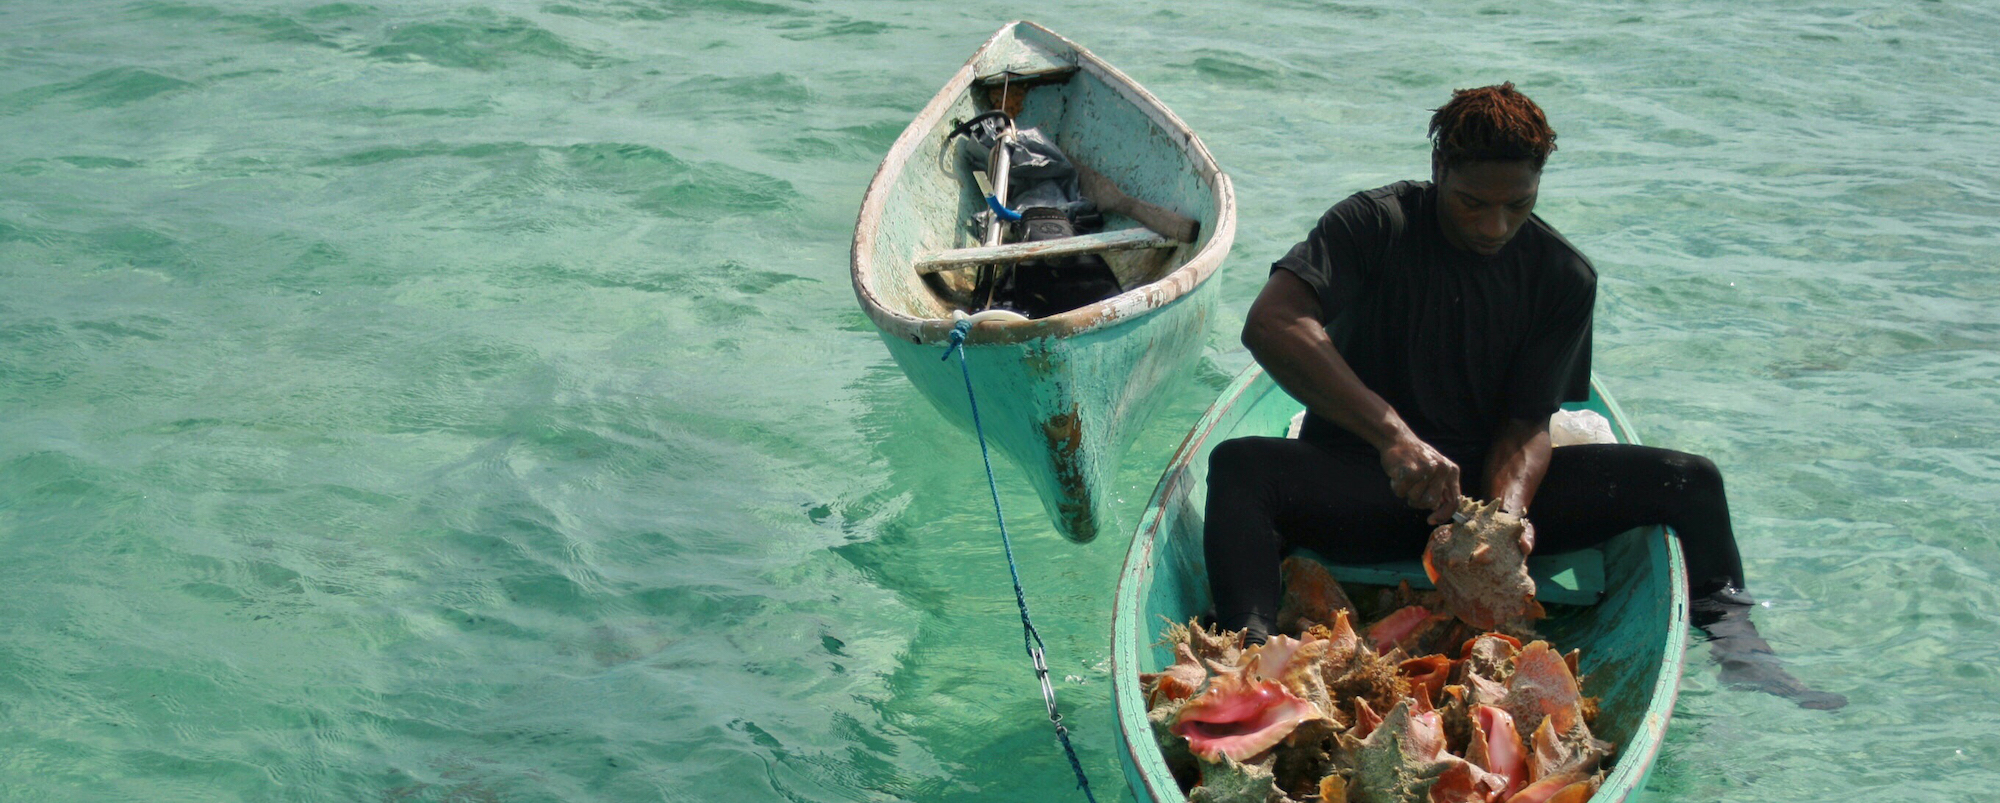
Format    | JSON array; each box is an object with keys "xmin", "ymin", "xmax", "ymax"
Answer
[{"xmin": 941, "ymin": 318, "xmax": 973, "ymax": 360}]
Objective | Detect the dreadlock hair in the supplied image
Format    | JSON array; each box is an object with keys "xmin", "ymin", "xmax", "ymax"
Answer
[{"xmin": 1428, "ymin": 82, "xmax": 1557, "ymax": 171}]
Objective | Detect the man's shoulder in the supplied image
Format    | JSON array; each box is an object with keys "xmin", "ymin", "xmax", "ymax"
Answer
[
  {"xmin": 1522, "ymin": 214, "xmax": 1597, "ymax": 287},
  {"xmin": 1319, "ymin": 180, "xmax": 1429, "ymax": 235},
  {"xmin": 1343, "ymin": 180, "xmax": 1429, "ymax": 213}
]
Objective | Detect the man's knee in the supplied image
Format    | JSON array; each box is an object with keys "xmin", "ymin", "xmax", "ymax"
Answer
[
  {"xmin": 1208, "ymin": 437, "xmax": 1265, "ymax": 488},
  {"xmin": 1662, "ymin": 451, "xmax": 1724, "ymax": 497}
]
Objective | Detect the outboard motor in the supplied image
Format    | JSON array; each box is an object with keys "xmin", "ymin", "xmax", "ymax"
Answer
[
  {"xmin": 993, "ymin": 207, "xmax": 1121, "ymax": 320},
  {"xmin": 952, "ymin": 113, "xmax": 1123, "ymax": 319}
]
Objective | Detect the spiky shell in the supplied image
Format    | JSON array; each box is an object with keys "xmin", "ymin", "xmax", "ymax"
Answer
[{"xmin": 1423, "ymin": 498, "xmax": 1545, "ymax": 630}]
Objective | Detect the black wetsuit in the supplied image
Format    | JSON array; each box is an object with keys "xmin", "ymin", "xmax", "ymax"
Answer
[{"xmin": 1204, "ymin": 181, "xmax": 1746, "ymax": 636}]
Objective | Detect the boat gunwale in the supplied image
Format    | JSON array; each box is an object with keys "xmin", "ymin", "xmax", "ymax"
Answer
[
  {"xmin": 1587, "ymin": 389, "xmax": 1689, "ymax": 803},
  {"xmin": 1110, "ymin": 365, "xmax": 1689, "ymax": 803},
  {"xmin": 850, "ymin": 20, "xmax": 1237, "ymax": 347},
  {"xmin": 1111, "ymin": 364, "xmax": 1263, "ymax": 803}
]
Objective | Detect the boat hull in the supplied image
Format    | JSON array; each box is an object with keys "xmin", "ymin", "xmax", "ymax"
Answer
[
  {"xmin": 880, "ymin": 279, "xmax": 1214, "ymax": 543},
  {"xmin": 852, "ymin": 21, "xmax": 1235, "ymax": 543},
  {"xmin": 1110, "ymin": 366, "xmax": 1689, "ymax": 802}
]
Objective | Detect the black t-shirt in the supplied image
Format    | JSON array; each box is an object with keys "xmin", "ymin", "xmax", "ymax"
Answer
[{"xmin": 1274, "ymin": 180, "xmax": 1596, "ymax": 458}]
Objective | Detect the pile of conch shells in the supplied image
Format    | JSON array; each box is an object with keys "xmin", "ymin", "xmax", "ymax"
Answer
[{"xmin": 1142, "ymin": 553, "xmax": 1613, "ymax": 803}]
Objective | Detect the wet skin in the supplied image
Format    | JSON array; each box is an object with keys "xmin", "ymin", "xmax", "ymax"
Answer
[{"xmin": 1431, "ymin": 155, "xmax": 1541, "ymax": 256}]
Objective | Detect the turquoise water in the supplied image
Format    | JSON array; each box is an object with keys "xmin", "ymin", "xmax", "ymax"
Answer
[{"xmin": 2, "ymin": 1, "xmax": 1995, "ymax": 800}]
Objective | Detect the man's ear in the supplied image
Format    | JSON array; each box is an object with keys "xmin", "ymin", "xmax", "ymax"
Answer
[{"xmin": 1430, "ymin": 151, "xmax": 1445, "ymax": 185}]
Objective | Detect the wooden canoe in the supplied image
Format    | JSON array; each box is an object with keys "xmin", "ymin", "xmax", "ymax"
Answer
[
  {"xmin": 850, "ymin": 21, "xmax": 1235, "ymax": 543},
  {"xmin": 1110, "ymin": 365, "xmax": 1689, "ymax": 802}
]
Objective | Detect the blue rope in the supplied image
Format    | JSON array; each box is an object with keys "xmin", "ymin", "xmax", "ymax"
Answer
[
  {"xmin": 941, "ymin": 318, "xmax": 1098, "ymax": 803},
  {"xmin": 984, "ymin": 194, "xmax": 1024, "ymax": 222}
]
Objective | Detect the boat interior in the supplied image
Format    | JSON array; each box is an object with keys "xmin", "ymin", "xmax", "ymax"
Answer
[
  {"xmin": 1122, "ymin": 378, "xmax": 1678, "ymax": 798},
  {"xmin": 869, "ymin": 27, "xmax": 1221, "ymax": 321}
]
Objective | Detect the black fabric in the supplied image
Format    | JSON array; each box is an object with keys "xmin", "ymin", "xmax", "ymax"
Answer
[
  {"xmin": 1275, "ymin": 181, "xmax": 1596, "ymax": 454},
  {"xmin": 956, "ymin": 120, "xmax": 1090, "ymax": 219},
  {"xmin": 988, "ymin": 207, "xmax": 1122, "ymax": 319},
  {"xmin": 1201, "ymin": 436, "xmax": 1746, "ymax": 629},
  {"xmin": 990, "ymin": 256, "xmax": 1121, "ymax": 319},
  {"xmin": 1688, "ymin": 587, "xmax": 1849, "ymax": 709}
]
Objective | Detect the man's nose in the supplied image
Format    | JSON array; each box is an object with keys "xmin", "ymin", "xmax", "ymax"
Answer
[{"xmin": 1479, "ymin": 210, "xmax": 1509, "ymax": 239}]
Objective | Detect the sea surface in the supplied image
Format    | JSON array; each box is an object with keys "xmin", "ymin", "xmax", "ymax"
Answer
[{"xmin": 2, "ymin": 1, "xmax": 1996, "ymax": 801}]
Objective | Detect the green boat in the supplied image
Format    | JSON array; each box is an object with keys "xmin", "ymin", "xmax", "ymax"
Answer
[
  {"xmin": 850, "ymin": 21, "xmax": 1235, "ymax": 543},
  {"xmin": 1110, "ymin": 365, "xmax": 1689, "ymax": 802}
]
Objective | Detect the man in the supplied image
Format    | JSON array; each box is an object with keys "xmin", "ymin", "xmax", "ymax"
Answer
[{"xmin": 1203, "ymin": 83, "xmax": 1844, "ymax": 710}]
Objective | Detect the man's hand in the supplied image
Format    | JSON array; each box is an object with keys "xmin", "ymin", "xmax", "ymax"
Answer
[
  {"xmin": 1517, "ymin": 518, "xmax": 1536, "ymax": 556},
  {"xmin": 1380, "ymin": 435, "xmax": 1461, "ymax": 525}
]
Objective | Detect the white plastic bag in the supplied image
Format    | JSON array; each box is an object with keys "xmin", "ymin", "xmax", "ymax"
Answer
[{"xmin": 1550, "ymin": 409, "xmax": 1616, "ymax": 446}]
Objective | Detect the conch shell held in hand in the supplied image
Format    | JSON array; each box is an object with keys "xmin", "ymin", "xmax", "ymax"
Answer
[{"xmin": 1423, "ymin": 498, "xmax": 1545, "ymax": 630}]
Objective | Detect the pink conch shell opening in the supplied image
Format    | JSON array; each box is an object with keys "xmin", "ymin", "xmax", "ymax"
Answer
[
  {"xmin": 1471, "ymin": 704, "xmax": 1528, "ymax": 799},
  {"xmin": 1365, "ymin": 605, "xmax": 1437, "ymax": 654},
  {"xmin": 1505, "ymin": 641, "xmax": 1584, "ymax": 741},
  {"xmin": 1171, "ymin": 665, "xmax": 1321, "ymax": 762}
]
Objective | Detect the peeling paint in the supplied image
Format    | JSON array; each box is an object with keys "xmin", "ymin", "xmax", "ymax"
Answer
[
  {"xmin": 851, "ymin": 20, "xmax": 1235, "ymax": 347},
  {"xmin": 1042, "ymin": 406, "xmax": 1095, "ymax": 543},
  {"xmin": 852, "ymin": 21, "xmax": 1236, "ymax": 544}
]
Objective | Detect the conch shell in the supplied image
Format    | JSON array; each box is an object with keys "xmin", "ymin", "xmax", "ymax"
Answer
[
  {"xmin": 1188, "ymin": 752, "xmax": 1284, "ymax": 803},
  {"xmin": 1467, "ymin": 704, "xmax": 1528, "ymax": 799},
  {"xmin": 1278, "ymin": 555, "xmax": 1359, "ymax": 634},
  {"xmin": 1140, "ymin": 643, "xmax": 1208, "ymax": 708},
  {"xmin": 1335, "ymin": 699, "xmax": 1504, "ymax": 803},
  {"xmin": 1424, "ymin": 498, "xmax": 1545, "ymax": 629},
  {"xmin": 1172, "ymin": 657, "xmax": 1325, "ymax": 762},
  {"xmin": 1503, "ymin": 641, "xmax": 1585, "ymax": 741},
  {"xmin": 1365, "ymin": 605, "xmax": 1450, "ymax": 655}
]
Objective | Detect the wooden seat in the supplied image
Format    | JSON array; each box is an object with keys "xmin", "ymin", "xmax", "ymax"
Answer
[{"xmin": 914, "ymin": 227, "xmax": 1179, "ymax": 275}]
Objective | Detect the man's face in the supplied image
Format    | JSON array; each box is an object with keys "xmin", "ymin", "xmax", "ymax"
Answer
[{"xmin": 1432, "ymin": 156, "xmax": 1541, "ymax": 257}]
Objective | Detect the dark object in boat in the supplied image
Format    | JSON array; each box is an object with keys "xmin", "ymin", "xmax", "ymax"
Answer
[{"xmin": 988, "ymin": 206, "xmax": 1122, "ymax": 319}]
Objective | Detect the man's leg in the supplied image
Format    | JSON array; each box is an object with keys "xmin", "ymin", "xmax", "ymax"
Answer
[
  {"xmin": 1521, "ymin": 444, "xmax": 1744, "ymax": 590},
  {"xmin": 1531, "ymin": 444, "xmax": 1847, "ymax": 710},
  {"xmin": 1203, "ymin": 436, "xmax": 1432, "ymax": 645}
]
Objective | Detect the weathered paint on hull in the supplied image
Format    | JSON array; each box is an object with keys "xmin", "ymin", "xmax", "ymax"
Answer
[
  {"xmin": 882, "ymin": 276, "xmax": 1214, "ymax": 543},
  {"xmin": 851, "ymin": 21, "xmax": 1235, "ymax": 543},
  {"xmin": 1110, "ymin": 366, "xmax": 1689, "ymax": 803}
]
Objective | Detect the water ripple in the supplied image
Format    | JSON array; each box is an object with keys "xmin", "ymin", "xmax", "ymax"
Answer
[{"xmin": 0, "ymin": 1, "xmax": 1996, "ymax": 801}]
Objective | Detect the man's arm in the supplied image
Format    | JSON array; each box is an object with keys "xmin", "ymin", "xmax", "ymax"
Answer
[
  {"xmin": 1482, "ymin": 416, "xmax": 1553, "ymax": 552},
  {"xmin": 1243, "ymin": 270, "xmax": 1462, "ymax": 525}
]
